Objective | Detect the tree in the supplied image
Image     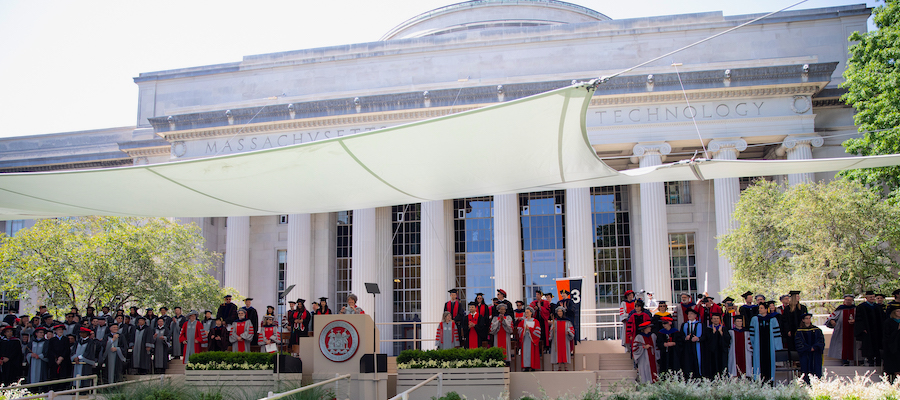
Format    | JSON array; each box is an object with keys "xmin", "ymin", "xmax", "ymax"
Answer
[
  {"xmin": 841, "ymin": 0, "xmax": 900, "ymax": 194},
  {"xmin": 0, "ymin": 217, "xmax": 232, "ymax": 315},
  {"xmin": 718, "ymin": 180, "xmax": 900, "ymax": 300}
]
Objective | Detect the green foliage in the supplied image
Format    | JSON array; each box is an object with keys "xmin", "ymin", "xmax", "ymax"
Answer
[
  {"xmin": 396, "ymin": 347, "xmax": 505, "ymax": 364},
  {"xmin": 0, "ymin": 217, "xmax": 230, "ymax": 315},
  {"xmin": 718, "ymin": 180, "xmax": 900, "ymax": 299},
  {"xmin": 432, "ymin": 392, "xmax": 464, "ymax": 400},
  {"xmin": 101, "ymin": 378, "xmax": 330, "ymax": 400},
  {"xmin": 188, "ymin": 351, "xmax": 275, "ymax": 366},
  {"xmin": 841, "ymin": 0, "xmax": 900, "ymax": 194}
]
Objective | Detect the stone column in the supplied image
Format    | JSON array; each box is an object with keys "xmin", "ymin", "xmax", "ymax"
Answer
[
  {"xmin": 708, "ymin": 139, "xmax": 747, "ymax": 294},
  {"xmin": 224, "ymin": 216, "xmax": 250, "ymax": 296},
  {"xmin": 632, "ymin": 143, "xmax": 672, "ymax": 302},
  {"xmin": 352, "ymin": 207, "xmax": 393, "ymax": 354},
  {"xmin": 420, "ymin": 200, "xmax": 453, "ymax": 350},
  {"xmin": 565, "ymin": 187, "xmax": 597, "ymax": 341},
  {"xmin": 286, "ymin": 214, "xmax": 314, "ymax": 303},
  {"xmin": 493, "ymin": 194, "xmax": 523, "ymax": 300},
  {"xmin": 780, "ymin": 135, "xmax": 824, "ymax": 186},
  {"xmin": 313, "ymin": 212, "xmax": 338, "ymax": 301}
]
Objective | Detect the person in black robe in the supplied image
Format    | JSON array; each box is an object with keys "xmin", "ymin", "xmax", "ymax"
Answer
[
  {"xmin": 0, "ymin": 325, "xmax": 24, "ymax": 385},
  {"xmin": 71, "ymin": 327, "xmax": 100, "ymax": 391},
  {"xmin": 794, "ymin": 313, "xmax": 825, "ymax": 384},
  {"xmin": 317, "ymin": 297, "xmax": 333, "ymax": 315},
  {"xmin": 444, "ymin": 289, "xmax": 467, "ymax": 344},
  {"xmin": 721, "ymin": 297, "xmax": 736, "ymax": 330},
  {"xmin": 781, "ymin": 290, "xmax": 808, "ymax": 355},
  {"xmin": 680, "ymin": 308, "xmax": 707, "ymax": 379},
  {"xmin": 207, "ymin": 318, "xmax": 230, "ymax": 352},
  {"xmin": 47, "ymin": 324, "xmax": 72, "ymax": 391},
  {"xmin": 883, "ymin": 303, "xmax": 900, "ymax": 383},
  {"xmin": 216, "ymin": 295, "xmax": 239, "ymax": 325},
  {"xmin": 473, "ymin": 293, "xmax": 491, "ymax": 347},
  {"xmin": 705, "ymin": 313, "xmax": 731, "ymax": 378},
  {"xmin": 855, "ymin": 290, "xmax": 883, "ymax": 367},
  {"xmin": 655, "ymin": 316, "xmax": 683, "ymax": 376},
  {"xmin": 241, "ymin": 298, "xmax": 259, "ymax": 337},
  {"xmin": 496, "ymin": 290, "xmax": 515, "ymax": 319}
]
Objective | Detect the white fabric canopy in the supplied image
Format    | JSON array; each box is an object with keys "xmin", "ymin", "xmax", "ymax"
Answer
[{"xmin": 0, "ymin": 82, "xmax": 898, "ymax": 220}]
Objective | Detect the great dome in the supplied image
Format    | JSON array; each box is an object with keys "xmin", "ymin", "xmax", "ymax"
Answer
[{"xmin": 380, "ymin": 0, "xmax": 610, "ymax": 40}]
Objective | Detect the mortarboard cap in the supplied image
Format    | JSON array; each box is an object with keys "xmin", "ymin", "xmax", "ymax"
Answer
[
  {"xmin": 497, "ymin": 289, "xmax": 507, "ymax": 297},
  {"xmin": 244, "ymin": 298, "xmax": 253, "ymax": 301},
  {"xmin": 86, "ymin": 306, "xmax": 95, "ymax": 311},
  {"xmin": 448, "ymin": 289, "xmax": 458, "ymax": 294},
  {"xmin": 544, "ymin": 292, "xmax": 554, "ymax": 298},
  {"xmin": 876, "ymin": 293, "xmax": 886, "ymax": 298},
  {"xmin": 224, "ymin": 295, "xmax": 232, "ymax": 299},
  {"xmin": 658, "ymin": 301, "xmax": 667, "ymax": 305},
  {"xmin": 297, "ymin": 299, "xmax": 306, "ymax": 304},
  {"xmin": 801, "ymin": 313, "xmax": 813, "ymax": 319},
  {"xmin": 145, "ymin": 308, "xmax": 153, "ymax": 311},
  {"xmin": 789, "ymin": 290, "xmax": 801, "ymax": 296},
  {"xmin": 534, "ymin": 289, "xmax": 544, "ymax": 294},
  {"xmin": 33, "ymin": 326, "xmax": 48, "ymax": 333},
  {"xmin": 865, "ymin": 290, "xmax": 875, "ymax": 296},
  {"xmin": 319, "ymin": 297, "xmax": 328, "ymax": 301},
  {"xmin": 0, "ymin": 326, "xmax": 13, "ymax": 333},
  {"xmin": 288, "ymin": 300, "xmax": 296, "ymax": 304},
  {"xmin": 468, "ymin": 301, "xmax": 477, "ymax": 306},
  {"xmin": 733, "ymin": 315, "xmax": 744, "ymax": 320},
  {"xmin": 686, "ymin": 308, "xmax": 699, "ymax": 315},
  {"xmin": 723, "ymin": 297, "xmax": 735, "ymax": 303},
  {"xmin": 159, "ymin": 307, "xmax": 168, "ymax": 311},
  {"xmin": 515, "ymin": 300, "xmax": 525, "ymax": 305},
  {"xmin": 623, "ymin": 290, "xmax": 635, "ymax": 297},
  {"xmin": 491, "ymin": 298, "xmax": 499, "ymax": 302},
  {"xmin": 108, "ymin": 322, "xmax": 119, "ymax": 327},
  {"xmin": 639, "ymin": 321, "xmax": 653, "ymax": 328},
  {"xmin": 52, "ymin": 324, "xmax": 65, "ymax": 331},
  {"xmin": 78, "ymin": 327, "xmax": 92, "ymax": 333},
  {"xmin": 660, "ymin": 317, "xmax": 673, "ymax": 322},
  {"xmin": 559, "ymin": 289, "xmax": 570, "ymax": 295},
  {"xmin": 892, "ymin": 289, "xmax": 900, "ymax": 297},
  {"xmin": 741, "ymin": 291, "xmax": 753, "ymax": 298},
  {"xmin": 474, "ymin": 293, "xmax": 485, "ymax": 297}
]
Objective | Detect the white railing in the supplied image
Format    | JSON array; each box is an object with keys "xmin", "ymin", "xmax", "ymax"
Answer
[
  {"xmin": 375, "ymin": 321, "xmax": 439, "ymax": 344},
  {"xmin": 389, "ymin": 372, "xmax": 442, "ymax": 400},
  {"xmin": 259, "ymin": 373, "xmax": 351, "ymax": 400},
  {"xmin": 10, "ymin": 374, "xmax": 171, "ymax": 400}
]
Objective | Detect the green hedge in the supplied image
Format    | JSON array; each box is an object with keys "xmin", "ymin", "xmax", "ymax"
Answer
[
  {"xmin": 396, "ymin": 347, "xmax": 504, "ymax": 364},
  {"xmin": 188, "ymin": 351, "xmax": 275, "ymax": 366}
]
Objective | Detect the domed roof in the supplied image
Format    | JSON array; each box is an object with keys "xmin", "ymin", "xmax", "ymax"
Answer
[{"xmin": 380, "ymin": 0, "xmax": 610, "ymax": 41}]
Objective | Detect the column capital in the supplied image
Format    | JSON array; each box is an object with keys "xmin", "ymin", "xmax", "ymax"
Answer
[
  {"xmin": 632, "ymin": 142, "xmax": 672, "ymax": 157},
  {"xmin": 707, "ymin": 138, "xmax": 747, "ymax": 154},
  {"xmin": 782, "ymin": 134, "xmax": 824, "ymax": 150}
]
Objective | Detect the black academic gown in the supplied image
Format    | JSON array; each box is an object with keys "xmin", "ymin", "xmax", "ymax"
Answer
[
  {"xmin": 854, "ymin": 302, "xmax": 883, "ymax": 362},
  {"xmin": 656, "ymin": 328, "xmax": 684, "ymax": 375},
  {"xmin": 207, "ymin": 325, "xmax": 230, "ymax": 352},
  {"xmin": 216, "ymin": 303, "xmax": 238, "ymax": 325},
  {"xmin": 705, "ymin": 325, "xmax": 731, "ymax": 378},
  {"xmin": 781, "ymin": 305, "xmax": 808, "ymax": 352},
  {"xmin": 883, "ymin": 318, "xmax": 900, "ymax": 378},
  {"xmin": 794, "ymin": 324, "xmax": 825, "ymax": 383},
  {"xmin": 47, "ymin": 335, "xmax": 73, "ymax": 389},
  {"xmin": 739, "ymin": 304, "xmax": 759, "ymax": 328},
  {"xmin": 680, "ymin": 321, "xmax": 708, "ymax": 379},
  {"xmin": 0, "ymin": 336, "xmax": 24, "ymax": 385},
  {"xmin": 243, "ymin": 307, "xmax": 259, "ymax": 338}
]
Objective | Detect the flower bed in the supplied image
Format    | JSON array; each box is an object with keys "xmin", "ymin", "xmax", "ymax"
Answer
[
  {"xmin": 397, "ymin": 348, "xmax": 509, "ymax": 400},
  {"xmin": 396, "ymin": 347, "xmax": 506, "ymax": 369},
  {"xmin": 186, "ymin": 351, "xmax": 275, "ymax": 370}
]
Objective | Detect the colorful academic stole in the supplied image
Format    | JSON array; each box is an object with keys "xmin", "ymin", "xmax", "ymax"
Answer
[
  {"xmin": 640, "ymin": 333, "xmax": 658, "ymax": 382},
  {"xmin": 445, "ymin": 301, "xmax": 460, "ymax": 317},
  {"xmin": 554, "ymin": 321, "xmax": 573, "ymax": 363},
  {"xmin": 435, "ymin": 322, "xmax": 458, "ymax": 347},
  {"xmin": 234, "ymin": 321, "xmax": 253, "ymax": 352},
  {"xmin": 495, "ymin": 318, "xmax": 510, "ymax": 358},
  {"xmin": 467, "ymin": 313, "xmax": 479, "ymax": 349},
  {"xmin": 732, "ymin": 329, "xmax": 748, "ymax": 375},
  {"xmin": 258, "ymin": 326, "xmax": 280, "ymax": 351}
]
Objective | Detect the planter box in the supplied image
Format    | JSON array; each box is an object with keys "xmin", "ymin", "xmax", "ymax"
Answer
[
  {"xmin": 185, "ymin": 369, "xmax": 275, "ymax": 387},
  {"xmin": 397, "ymin": 367, "xmax": 509, "ymax": 400}
]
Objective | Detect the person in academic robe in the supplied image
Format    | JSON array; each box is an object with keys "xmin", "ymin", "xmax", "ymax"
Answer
[
  {"xmin": 728, "ymin": 316, "xmax": 752, "ymax": 378},
  {"xmin": 855, "ymin": 290, "xmax": 883, "ymax": 367},
  {"xmin": 205, "ymin": 318, "xmax": 229, "ymax": 352},
  {"xmin": 651, "ymin": 301, "xmax": 673, "ymax": 333},
  {"xmin": 781, "ymin": 291, "xmax": 808, "ymax": 355},
  {"xmin": 883, "ymin": 303, "xmax": 900, "ymax": 382},
  {"xmin": 340, "ymin": 294, "xmax": 365, "ymax": 315},
  {"xmin": 680, "ymin": 308, "xmax": 706, "ymax": 379},
  {"xmin": 549, "ymin": 305, "xmax": 575, "ymax": 371},
  {"xmin": 465, "ymin": 302, "xmax": 480, "ymax": 349},
  {"xmin": 705, "ymin": 313, "xmax": 731, "ymax": 378},
  {"xmin": 442, "ymin": 289, "xmax": 466, "ymax": 342},
  {"xmin": 229, "ymin": 308, "xmax": 254, "ymax": 353},
  {"xmin": 825, "ymin": 294, "xmax": 857, "ymax": 366},
  {"xmin": 64, "ymin": 313, "xmax": 80, "ymax": 336},
  {"xmin": 473, "ymin": 293, "xmax": 491, "ymax": 347},
  {"xmin": 721, "ymin": 297, "xmax": 737, "ymax": 330},
  {"xmin": 316, "ymin": 297, "xmax": 332, "ymax": 315},
  {"xmin": 794, "ymin": 313, "xmax": 825, "ymax": 384},
  {"xmin": 288, "ymin": 299, "xmax": 312, "ymax": 336},
  {"xmin": 24, "ymin": 326, "xmax": 50, "ymax": 385},
  {"xmin": 619, "ymin": 290, "xmax": 637, "ymax": 346},
  {"xmin": 749, "ymin": 301, "xmax": 782, "ymax": 382},
  {"xmin": 150, "ymin": 317, "xmax": 171, "ymax": 373},
  {"xmin": 201, "ymin": 311, "xmax": 214, "ymax": 351},
  {"xmin": 94, "ymin": 317, "xmax": 109, "ymax": 341},
  {"xmin": 738, "ymin": 291, "xmax": 759, "ymax": 327},
  {"xmin": 513, "ymin": 301, "xmax": 526, "ymax": 321},
  {"xmin": 216, "ymin": 295, "xmax": 239, "ymax": 325},
  {"xmin": 675, "ymin": 292, "xmax": 695, "ymax": 329},
  {"xmin": 258, "ymin": 315, "xmax": 281, "ymax": 353},
  {"xmin": 286, "ymin": 300, "xmax": 298, "ymax": 330},
  {"xmin": 556, "ymin": 290, "xmax": 576, "ymax": 340},
  {"xmin": 100, "ymin": 323, "xmax": 127, "ymax": 384},
  {"xmin": 530, "ymin": 290, "xmax": 551, "ymax": 350},
  {"xmin": 47, "ymin": 325, "xmax": 72, "ymax": 390},
  {"xmin": 696, "ymin": 296, "xmax": 723, "ymax": 328},
  {"xmin": 490, "ymin": 304, "xmax": 514, "ymax": 363},
  {"xmin": 0, "ymin": 325, "xmax": 23, "ymax": 385},
  {"xmin": 625, "ymin": 300, "xmax": 653, "ymax": 357},
  {"xmin": 632, "ymin": 321, "xmax": 658, "ymax": 383},
  {"xmin": 435, "ymin": 311, "xmax": 460, "ymax": 349},
  {"xmin": 496, "ymin": 289, "xmax": 515, "ymax": 319},
  {"xmin": 241, "ymin": 299, "xmax": 259, "ymax": 338},
  {"xmin": 875, "ymin": 294, "xmax": 887, "ymax": 320},
  {"xmin": 170, "ymin": 307, "xmax": 186, "ymax": 360},
  {"xmin": 656, "ymin": 317, "xmax": 683, "ymax": 376},
  {"xmin": 517, "ymin": 307, "xmax": 541, "ymax": 372},
  {"xmin": 179, "ymin": 311, "xmax": 206, "ymax": 363},
  {"xmin": 71, "ymin": 327, "xmax": 99, "ymax": 389}
]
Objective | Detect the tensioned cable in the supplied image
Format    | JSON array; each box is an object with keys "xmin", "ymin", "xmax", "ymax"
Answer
[
  {"xmin": 672, "ymin": 62, "xmax": 709, "ymax": 159},
  {"xmin": 213, "ymin": 96, "xmax": 279, "ymax": 156}
]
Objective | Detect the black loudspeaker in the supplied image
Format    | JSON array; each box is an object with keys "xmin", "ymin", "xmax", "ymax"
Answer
[
  {"xmin": 359, "ymin": 354, "xmax": 387, "ymax": 373},
  {"xmin": 276, "ymin": 354, "xmax": 302, "ymax": 373}
]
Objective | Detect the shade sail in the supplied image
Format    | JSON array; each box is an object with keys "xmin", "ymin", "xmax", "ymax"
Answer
[{"xmin": 1, "ymin": 82, "xmax": 899, "ymax": 220}]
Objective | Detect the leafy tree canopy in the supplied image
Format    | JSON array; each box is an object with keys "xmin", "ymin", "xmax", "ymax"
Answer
[
  {"xmin": 0, "ymin": 217, "xmax": 232, "ymax": 316},
  {"xmin": 841, "ymin": 0, "xmax": 900, "ymax": 193},
  {"xmin": 719, "ymin": 180, "xmax": 900, "ymax": 300}
]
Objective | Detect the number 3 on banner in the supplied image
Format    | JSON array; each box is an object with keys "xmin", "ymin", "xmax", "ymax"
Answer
[{"xmin": 571, "ymin": 289, "xmax": 581, "ymax": 304}]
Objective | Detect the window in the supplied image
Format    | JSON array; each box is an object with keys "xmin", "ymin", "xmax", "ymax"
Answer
[
  {"xmin": 739, "ymin": 176, "xmax": 773, "ymax": 191},
  {"xmin": 4, "ymin": 220, "xmax": 24, "ymax": 237},
  {"xmin": 278, "ymin": 215, "xmax": 289, "ymax": 224},
  {"xmin": 392, "ymin": 204, "xmax": 421, "ymax": 355},
  {"xmin": 664, "ymin": 181, "xmax": 692, "ymax": 205},
  {"xmin": 453, "ymin": 197, "xmax": 494, "ymax": 301},
  {"xmin": 669, "ymin": 233, "xmax": 699, "ymax": 302},
  {"xmin": 336, "ymin": 211, "xmax": 352, "ymax": 307},
  {"xmin": 519, "ymin": 191, "xmax": 566, "ymax": 301},
  {"xmin": 276, "ymin": 250, "xmax": 287, "ymax": 316},
  {"xmin": 591, "ymin": 186, "xmax": 632, "ymax": 340}
]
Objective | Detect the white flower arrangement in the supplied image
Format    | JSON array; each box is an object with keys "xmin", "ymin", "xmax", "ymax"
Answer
[
  {"xmin": 185, "ymin": 361, "xmax": 274, "ymax": 371},
  {"xmin": 0, "ymin": 381, "xmax": 31, "ymax": 400},
  {"xmin": 397, "ymin": 358, "xmax": 506, "ymax": 370}
]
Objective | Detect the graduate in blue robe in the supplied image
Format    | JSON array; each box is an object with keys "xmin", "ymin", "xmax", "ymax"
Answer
[
  {"xmin": 749, "ymin": 301, "xmax": 782, "ymax": 382},
  {"xmin": 680, "ymin": 308, "xmax": 707, "ymax": 379},
  {"xmin": 794, "ymin": 313, "xmax": 825, "ymax": 384}
]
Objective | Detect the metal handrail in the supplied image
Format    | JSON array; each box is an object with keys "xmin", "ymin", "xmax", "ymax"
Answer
[
  {"xmin": 13, "ymin": 375, "xmax": 172, "ymax": 400},
  {"xmin": 259, "ymin": 373, "xmax": 351, "ymax": 400},
  {"xmin": 389, "ymin": 372, "xmax": 442, "ymax": 400},
  {"xmin": 0, "ymin": 375, "xmax": 97, "ymax": 392}
]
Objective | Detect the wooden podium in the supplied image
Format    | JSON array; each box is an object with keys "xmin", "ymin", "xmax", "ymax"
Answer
[{"xmin": 312, "ymin": 314, "xmax": 386, "ymax": 400}]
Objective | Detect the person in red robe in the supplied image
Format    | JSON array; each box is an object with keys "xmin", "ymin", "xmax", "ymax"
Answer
[
  {"xmin": 466, "ymin": 302, "xmax": 480, "ymax": 349},
  {"xmin": 517, "ymin": 306, "xmax": 542, "ymax": 372},
  {"xmin": 178, "ymin": 310, "xmax": 206, "ymax": 363},
  {"xmin": 529, "ymin": 289, "xmax": 551, "ymax": 350},
  {"xmin": 632, "ymin": 321, "xmax": 658, "ymax": 383},
  {"xmin": 695, "ymin": 295, "xmax": 723, "ymax": 327},
  {"xmin": 625, "ymin": 300, "xmax": 653, "ymax": 357},
  {"xmin": 257, "ymin": 315, "xmax": 281, "ymax": 353},
  {"xmin": 728, "ymin": 315, "xmax": 752, "ymax": 377},
  {"xmin": 825, "ymin": 294, "xmax": 857, "ymax": 366}
]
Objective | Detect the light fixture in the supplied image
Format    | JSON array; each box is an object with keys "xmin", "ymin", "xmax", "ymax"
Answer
[
  {"xmin": 393, "ymin": 279, "xmax": 401, "ymax": 283},
  {"xmin": 539, "ymin": 274, "xmax": 548, "ymax": 278}
]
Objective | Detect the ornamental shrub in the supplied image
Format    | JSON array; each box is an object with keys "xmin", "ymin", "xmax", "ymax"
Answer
[
  {"xmin": 188, "ymin": 351, "xmax": 274, "ymax": 366},
  {"xmin": 396, "ymin": 347, "xmax": 504, "ymax": 364}
]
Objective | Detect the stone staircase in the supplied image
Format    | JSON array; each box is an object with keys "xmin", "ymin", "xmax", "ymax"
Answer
[{"xmin": 596, "ymin": 352, "xmax": 636, "ymax": 390}]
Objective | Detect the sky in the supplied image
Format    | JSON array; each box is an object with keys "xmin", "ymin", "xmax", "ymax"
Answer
[{"xmin": 0, "ymin": 0, "xmax": 882, "ymax": 138}]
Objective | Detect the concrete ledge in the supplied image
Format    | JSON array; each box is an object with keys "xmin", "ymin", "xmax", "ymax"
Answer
[{"xmin": 510, "ymin": 371, "xmax": 598, "ymax": 399}]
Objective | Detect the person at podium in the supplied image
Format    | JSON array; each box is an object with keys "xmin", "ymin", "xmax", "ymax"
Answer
[{"xmin": 341, "ymin": 294, "xmax": 365, "ymax": 314}]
